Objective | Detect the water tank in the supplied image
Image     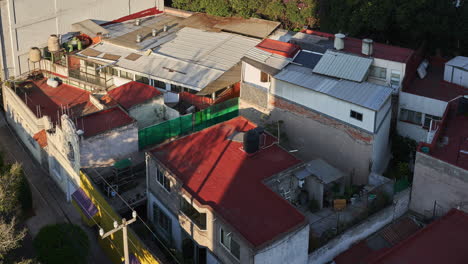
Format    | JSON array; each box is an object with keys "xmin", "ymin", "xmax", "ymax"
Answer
[
  {"xmin": 48, "ymin": 34, "xmax": 60, "ymax": 52},
  {"xmin": 334, "ymin": 33, "xmax": 345, "ymax": 50},
  {"xmin": 29, "ymin": 47, "xmax": 41, "ymax": 62},
  {"xmin": 362, "ymin": 38, "xmax": 373, "ymax": 55},
  {"xmin": 243, "ymin": 129, "xmax": 260, "ymax": 154}
]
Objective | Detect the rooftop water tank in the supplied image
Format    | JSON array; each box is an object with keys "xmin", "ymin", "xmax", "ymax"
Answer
[
  {"xmin": 48, "ymin": 34, "xmax": 60, "ymax": 52},
  {"xmin": 29, "ymin": 47, "xmax": 41, "ymax": 62},
  {"xmin": 243, "ymin": 129, "xmax": 260, "ymax": 154}
]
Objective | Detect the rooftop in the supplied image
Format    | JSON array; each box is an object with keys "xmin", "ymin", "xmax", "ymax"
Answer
[
  {"xmin": 304, "ymin": 31, "xmax": 415, "ymax": 63},
  {"xmin": 76, "ymin": 107, "xmax": 135, "ymax": 138},
  {"xmin": 105, "ymin": 81, "xmax": 162, "ymax": 110},
  {"xmin": 428, "ymin": 98, "xmax": 468, "ymax": 170},
  {"xmin": 312, "ymin": 50, "xmax": 373, "ymax": 82},
  {"xmin": 446, "ymin": 56, "xmax": 468, "ymax": 70},
  {"xmin": 367, "ymin": 209, "xmax": 468, "ymax": 264},
  {"xmin": 275, "ymin": 64, "xmax": 392, "ymax": 111},
  {"xmin": 150, "ymin": 116, "xmax": 305, "ymax": 248},
  {"xmin": 18, "ymin": 78, "xmax": 98, "ymax": 125},
  {"xmin": 403, "ymin": 59, "xmax": 466, "ymax": 102},
  {"xmin": 255, "ymin": 39, "xmax": 301, "ymax": 58}
]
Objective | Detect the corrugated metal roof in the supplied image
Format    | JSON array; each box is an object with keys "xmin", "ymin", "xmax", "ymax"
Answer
[
  {"xmin": 275, "ymin": 64, "xmax": 392, "ymax": 110},
  {"xmin": 446, "ymin": 56, "xmax": 468, "ymax": 69},
  {"xmin": 295, "ymin": 159, "xmax": 344, "ymax": 184},
  {"xmin": 312, "ymin": 50, "xmax": 373, "ymax": 82},
  {"xmin": 243, "ymin": 47, "xmax": 291, "ymax": 71},
  {"xmin": 78, "ymin": 27, "xmax": 259, "ymax": 90}
]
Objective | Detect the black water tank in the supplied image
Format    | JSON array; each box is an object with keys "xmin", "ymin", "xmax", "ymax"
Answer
[{"xmin": 243, "ymin": 129, "xmax": 260, "ymax": 154}]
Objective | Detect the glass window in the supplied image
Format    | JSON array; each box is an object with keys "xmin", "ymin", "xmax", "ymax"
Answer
[
  {"xmin": 153, "ymin": 203, "xmax": 172, "ymax": 238},
  {"xmin": 135, "ymin": 75, "xmax": 149, "ymax": 85},
  {"xmin": 369, "ymin": 66, "xmax": 387, "ymax": 79},
  {"xmin": 184, "ymin": 87, "xmax": 198, "ymax": 94},
  {"xmin": 350, "ymin": 110, "xmax": 363, "ymax": 121},
  {"xmin": 156, "ymin": 168, "xmax": 171, "ymax": 192},
  {"xmin": 171, "ymin": 84, "xmax": 184, "ymax": 93},
  {"xmin": 180, "ymin": 198, "xmax": 206, "ymax": 230},
  {"xmin": 260, "ymin": 71, "xmax": 270, "ymax": 82},
  {"xmin": 152, "ymin": 79, "xmax": 166, "ymax": 89},
  {"xmin": 400, "ymin": 108, "xmax": 422, "ymax": 125},
  {"xmin": 390, "ymin": 70, "xmax": 401, "ymax": 87},
  {"xmin": 424, "ymin": 114, "xmax": 442, "ymax": 128},
  {"xmin": 220, "ymin": 228, "xmax": 240, "ymax": 260},
  {"xmin": 120, "ymin": 70, "xmax": 134, "ymax": 80},
  {"xmin": 68, "ymin": 142, "xmax": 75, "ymax": 162}
]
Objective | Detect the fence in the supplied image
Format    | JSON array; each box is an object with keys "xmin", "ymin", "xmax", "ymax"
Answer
[{"xmin": 138, "ymin": 98, "xmax": 239, "ymax": 149}]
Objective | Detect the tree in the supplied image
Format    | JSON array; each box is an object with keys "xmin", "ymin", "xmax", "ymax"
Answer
[
  {"xmin": 0, "ymin": 162, "xmax": 31, "ymax": 216},
  {"xmin": 0, "ymin": 217, "xmax": 26, "ymax": 259},
  {"xmin": 34, "ymin": 223, "xmax": 89, "ymax": 264}
]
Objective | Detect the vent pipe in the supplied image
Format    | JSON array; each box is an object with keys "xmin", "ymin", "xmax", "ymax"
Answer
[
  {"xmin": 362, "ymin": 39, "xmax": 373, "ymax": 56},
  {"xmin": 163, "ymin": 25, "xmax": 168, "ymax": 32},
  {"xmin": 152, "ymin": 29, "xmax": 157, "ymax": 37},
  {"xmin": 136, "ymin": 34, "xmax": 142, "ymax": 43},
  {"xmin": 135, "ymin": 19, "xmax": 141, "ymax": 26},
  {"xmin": 334, "ymin": 33, "xmax": 345, "ymax": 50}
]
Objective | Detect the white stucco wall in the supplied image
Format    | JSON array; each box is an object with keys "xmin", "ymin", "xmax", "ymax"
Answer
[
  {"xmin": 80, "ymin": 123, "xmax": 139, "ymax": 167},
  {"xmin": 367, "ymin": 58, "xmax": 406, "ymax": 91},
  {"xmin": 308, "ymin": 188, "xmax": 410, "ymax": 264},
  {"xmin": 254, "ymin": 224, "xmax": 309, "ymax": 264},
  {"xmin": 128, "ymin": 96, "xmax": 172, "ymax": 129},
  {"xmin": 371, "ymin": 106, "xmax": 391, "ymax": 174},
  {"xmin": 147, "ymin": 191, "xmax": 183, "ymax": 251},
  {"xmin": 272, "ymin": 78, "xmax": 377, "ymax": 133},
  {"xmin": 243, "ymin": 62, "xmax": 271, "ymax": 89},
  {"xmin": 0, "ymin": 0, "xmax": 164, "ymax": 78}
]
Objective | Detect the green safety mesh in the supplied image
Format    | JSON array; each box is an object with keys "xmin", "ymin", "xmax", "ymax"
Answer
[{"xmin": 138, "ymin": 98, "xmax": 239, "ymax": 149}]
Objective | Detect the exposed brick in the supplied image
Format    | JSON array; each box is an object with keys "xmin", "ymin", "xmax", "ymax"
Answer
[{"xmin": 269, "ymin": 95, "xmax": 373, "ymax": 144}]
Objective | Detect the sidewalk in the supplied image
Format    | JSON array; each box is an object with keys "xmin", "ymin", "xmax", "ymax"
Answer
[{"xmin": 0, "ymin": 112, "xmax": 112, "ymax": 264}]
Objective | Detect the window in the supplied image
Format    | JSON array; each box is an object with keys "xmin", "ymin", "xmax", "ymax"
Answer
[
  {"xmin": 400, "ymin": 108, "xmax": 422, "ymax": 125},
  {"xmin": 135, "ymin": 75, "xmax": 149, "ymax": 85},
  {"xmin": 104, "ymin": 67, "xmax": 119, "ymax": 76},
  {"xmin": 180, "ymin": 198, "xmax": 206, "ymax": 230},
  {"xmin": 170, "ymin": 84, "xmax": 184, "ymax": 93},
  {"xmin": 120, "ymin": 70, "xmax": 134, "ymax": 80},
  {"xmin": 350, "ymin": 110, "xmax": 363, "ymax": 121},
  {"xmin": 153, "ymin": 203, "xmax": 172, "ymax": 239},
  {"xmin": 369, "ymin": 66, "xmax": 387, "ymax": 79},
  {"xmin": 183, "ymin": 87, "xmax": 198, "ymax": 94},
  {"xmin": 220, "ymin": 228, "xmax": 240, "ymax": 260},
  {"xmin": 67, "ymin": 142, "xmax": 75, "ymax": 162},
  {"xmin": 156, "ymin": 168, "xmax": 171, "ymax": 192},
  {"xmin": 390, "ymin": 70, "xmax": 401, "ymax": 88},
  {"xmin": 152, "ymin": 79, "xmax": 166, "ymax": 89},
  {"xmin": 260, "ymin": 71, "xmax": 270, "ymax": 83},
  {"xmin": 424, "ymin": 114, "xmax": 442, "ymax": 128}
]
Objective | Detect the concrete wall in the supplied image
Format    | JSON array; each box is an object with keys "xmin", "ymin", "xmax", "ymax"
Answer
[
  {"xmin": 128, "ymin": 96, "xmax": 175, "ymax": 129},
  {"xmin": 240, "ymin": 99, "xmax": 374, "ymax": 184},
  {"xmin": 410, "ymin": 153, "xmax": 468, "ymax": 217},
  {"xmin": 367, "ymin": 58, "xmax": 405, "ymax": 91},
  {"xmin": 308, "ymin": 188, "xmax": 410, "ymax": 264},
  {"xmin": 240, "ymin": 82, "xmax": 269, "ymax": 110},
  {"xmin": 371, "ymin": 106, "xmax": 391, "ymax": 174},
  {"xmin": 254, "ymin": 224, "xmax": 309, "ymax": 264},
  {"xmin": 80, "ymin": 122, "xmax": 139, "ymax": 167},
  {"xmin": 0, "ymin": 0, "xmax": 162, "ymax": 78},
  {"xmin": 272, "ymin": 79, "xmax": 377, "ymax": 133}
]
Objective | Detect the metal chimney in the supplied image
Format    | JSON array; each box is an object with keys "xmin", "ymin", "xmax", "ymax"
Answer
[
  {"xmin": 362, "ymin": 39, "xmax": 373, "ymax": 56},
  {"xmin": 136, "ymin": 34, "xmax": 142, "ymax": 43},
  {"xmin": 334, "ymin": 33, "xmax": 345, "ymax": 50}
]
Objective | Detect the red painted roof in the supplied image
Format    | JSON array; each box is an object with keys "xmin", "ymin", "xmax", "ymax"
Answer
[
  {"xmin": 150, "ymin": 116, "xmax": 305, "ymax": 247},
  {"xmin": 307, "ymin": 31, "xmax": 414, "ymax": 63},
  {"xmin": 76, "ymin": 107, "xmax": 135, "ymax": 138},
  {"xmin": 106, "ymin": 81, "xmax": 162, "ymax": 110},
  {"xmin": 33, "ymin": 129, "xmax": 48, "ymax": 148},
  {"xmin": 256, "ymin": 39, "xmax": 301, "ymax": 58},
  {"xmin": 367, "ymin": 209, "xmax": 468, "ymax": 264},
  {"xmin": 20, "ymin": 78, "xmax": 98, "ymax": 125},
  {"xmin": 403, "ymin": 60, "xmax": 466, "ymax": 102}
]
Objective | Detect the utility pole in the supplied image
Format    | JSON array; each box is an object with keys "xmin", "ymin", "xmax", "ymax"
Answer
[{"xmin": 99, "ymin": 211, "xmax": 137, "ymax": 264}]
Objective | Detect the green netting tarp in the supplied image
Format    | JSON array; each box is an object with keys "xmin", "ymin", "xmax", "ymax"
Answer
[{"xmin": 138, "ymin": 98, "xmax": 239, "ymax": 149}]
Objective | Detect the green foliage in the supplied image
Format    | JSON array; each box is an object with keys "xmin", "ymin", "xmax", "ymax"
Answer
[
  {"xmin": 391, "ymin": 135, "xmax": 417, "ymax": 164},
  {"xmin": 0, "ymin": 158, "xmax": 32, "ymax": 217},
  {"xmin": 33, "ymin": 223, "xmax": 89, "ymax": 264},
  {"xmin": 396, "ymin": 162, "xmax": 411, "ymax": 180},
  {"xmin": 0, "ymin": 217, "xmax": 27, "ymax": 259}
]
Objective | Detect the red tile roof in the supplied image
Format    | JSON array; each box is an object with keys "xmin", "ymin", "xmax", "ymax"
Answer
[
  {"xmin": 368, "ymin": 209, "xmax": 468, "ymax": 264},
  {"xmin": 403, "ymin": 60, "xmax": 466, "ymax": 102},
  {"xmin": 306, "ymin": 31, "xmax": 414, "ymax": 63},
  {"xmin": 256, "ymin": 39, "xmax": 301, "ymax": 58},
  {"xmin": 20, "ymin": 78, "xmax": 98, "ymax": 125},
  {"xmin": 106, "ymin": 81, "xmax": 162, "ymax": 110},
  {"xmin": 33, "ymin": 129, "xmax": 48, "ymax": 148},
  {"xmin": 76, "ymin": 107, "xmax": 135, "ymax": 138},
  {"xmin": 150, "ymin": 116, "xmax": 305, "ymax": 248}
]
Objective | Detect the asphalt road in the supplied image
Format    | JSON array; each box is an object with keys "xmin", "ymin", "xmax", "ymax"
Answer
[{"xmin": 0, "ymin": 111, "xmax": 112, "ymax": 264}]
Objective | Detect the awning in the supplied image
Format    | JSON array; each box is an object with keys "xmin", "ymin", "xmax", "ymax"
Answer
[
  {"xmin": 72, "ymin": 188, "xmax": 98, "ymax": 218},
  {"xmin": 197, "ymin": 64, "xmax": 241, "ymax": 96}
]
